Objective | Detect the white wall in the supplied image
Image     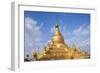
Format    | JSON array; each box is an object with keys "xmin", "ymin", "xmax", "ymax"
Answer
[{"xmin": 0, "ymin": 0, "xmax": 100, "ymax": 73}]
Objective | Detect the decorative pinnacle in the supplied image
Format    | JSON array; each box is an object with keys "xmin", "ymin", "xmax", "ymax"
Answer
[{"xmin": 56, "ymin": 16, "xmax": 59, "ymax": 28}]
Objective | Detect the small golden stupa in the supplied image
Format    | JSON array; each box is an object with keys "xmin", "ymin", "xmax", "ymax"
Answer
[{"xmin": 33, "ymin": 17, "xmax": 90, "ymax": 60}]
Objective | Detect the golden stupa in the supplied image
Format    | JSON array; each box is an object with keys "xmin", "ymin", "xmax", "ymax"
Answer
[{"xmin": 32, "ymin": 18, "xmax": 90, "ymax": 60}]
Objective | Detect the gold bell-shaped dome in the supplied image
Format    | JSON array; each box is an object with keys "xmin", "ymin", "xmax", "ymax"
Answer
[
  {"xmin": 52, "ymin": 18, "xmax": 65, "ymax": 44},
  {"xmin": 50, "ymin": 17, "xmax": 69, "ymax": 49}
]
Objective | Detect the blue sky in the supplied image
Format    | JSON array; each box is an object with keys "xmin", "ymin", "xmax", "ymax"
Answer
[{"xmin": 24, "ymin": 11, "xmax": 90, "ymax": 58}]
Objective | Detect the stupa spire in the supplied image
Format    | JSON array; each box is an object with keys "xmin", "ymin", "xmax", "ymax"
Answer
[
  {"xmin": 55, "ymin": 16, "xmax": 59, "ymax": 31},
  {"xmin": 56, "ymin": 16, "xmax": 58, "ymax": 27},
  {"xmin": 51, "ymin": 16, "xmax": 65, "ymax": 45}
]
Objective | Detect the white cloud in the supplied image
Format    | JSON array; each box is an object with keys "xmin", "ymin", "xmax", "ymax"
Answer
[
  {"xmin": 71, "ymin": 24, "xmax": 90, "ymax": 50},
  {"xmin": 73, "ymin": 26, "xmax": 82, "ymax": 35},
  {"xmin": 25, "ymin": 17, "xmax": 37, "ymax": 25},
  {"xmin": 73, "ymin": 24, "xmax": 90, "ymax": 36},
  {"xmin": 80, "ymin": 38, "xmax": 90, "ymax": 47},
  {"xmin": 25, "ymin": 17, "xmax": 45, "ymax": 57}
]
